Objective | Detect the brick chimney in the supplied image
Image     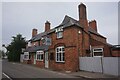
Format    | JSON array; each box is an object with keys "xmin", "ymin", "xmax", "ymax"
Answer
[
  {"xmin": 78, "ymin": 3, "xmax": 88, "ymax": 32},
  {"xmin": 78, "ymin": 3, "xmax": 89, "ymax": 56},
  {"xmin": 89, "ymin": 20, "xmax": 97, "ymax": 32},
  {"xmin": 32, "ymin": 28, "xmax": 37, "ymax": 37},
  {"xmin": 45, "ymin": 21, "xmax": 50, "ymax": 32}
]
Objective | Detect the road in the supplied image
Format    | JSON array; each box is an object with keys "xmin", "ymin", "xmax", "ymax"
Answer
[{"xmin": 2, "ymin": 59, "xmax": 86, "ymax": 79}]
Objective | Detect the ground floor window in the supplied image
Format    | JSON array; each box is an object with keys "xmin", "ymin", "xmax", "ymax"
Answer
[
  {"xmin": 36, "ymin": 51, "xmax": 44, "ymax": 61},
  {"xmin": 56, "ymin": 46, "xmax": 65, "ymax": 62},
  {"xmin": 24, "ymin": 52, "xmax": 29, "ymax": 60},
  {"xmin": 93, "ymin": 48, "xmax": 103, "ymax": 57}
]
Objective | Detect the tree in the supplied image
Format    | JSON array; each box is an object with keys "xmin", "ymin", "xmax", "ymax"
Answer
[{"xmin": 6, "ymin": 34, "xmax": 26, "ymax": 62}]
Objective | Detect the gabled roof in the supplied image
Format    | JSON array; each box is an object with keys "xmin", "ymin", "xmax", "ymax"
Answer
[
  {"xmin": 56, "ymin": 15, "xmax": 83, "ymax": 29},
  {"xmin": 29, "ymin": 15, "xmax": 106, "ymax": 41}
]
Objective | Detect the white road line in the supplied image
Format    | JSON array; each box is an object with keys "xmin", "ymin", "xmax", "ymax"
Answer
[{"xmin": 2, "ymin": 72, "xmax": 12, "ymax": 80}]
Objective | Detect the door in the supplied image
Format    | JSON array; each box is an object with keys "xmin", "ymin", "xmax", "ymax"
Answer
[
  {"xmin": 34, "ymin": 54, "xmax": 36, "ymax": 64},
  {"xmin": 45, "ymin": 52, "xmax": 49, "ymax": 68}
]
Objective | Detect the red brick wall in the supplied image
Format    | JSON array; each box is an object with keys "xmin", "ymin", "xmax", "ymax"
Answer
[
  {"xmin": 36, "ymin": 61, "xmax": 45, "ymax": 68},
  {"xmin": 90, "ymin": 38, "xmax": 111, "ymax": 57},
  {"xmin": 23, "ymin": 60, "xmax": 31, "ymax": 64},
  {"xmin": 48, "ymin": 26, "xmax": 83, "ymax": 72},
  {"xmin": 112, "ymin": 50, "xmax": 120, "ymax": 57},
  {"xmin": 90, "ymin": 33, "xmax": 106, "ymax": 43},
  {"xmin": 30, "ymin": 53, "xmax": 34, "ymax": 64}
]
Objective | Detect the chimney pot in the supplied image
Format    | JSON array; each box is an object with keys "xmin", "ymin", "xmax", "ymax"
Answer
[
  {"xmin": 89, "ymin": 20, "xmax": 97, "ymax": 32},
  {"xmin": 32, "ymin": 28, "xmax": 37, "ymax": 37},
  {"xmin": 45, "ymin": 21, "xmax": 50, "ymax": 32}
]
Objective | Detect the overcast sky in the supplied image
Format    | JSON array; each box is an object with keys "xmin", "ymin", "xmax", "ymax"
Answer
[{"xmin": 2, "ymin": 2, "xmax": 119, "ymax": 46}]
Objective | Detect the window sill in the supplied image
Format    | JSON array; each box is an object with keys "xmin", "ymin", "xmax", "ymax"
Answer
[
  {"xmin": 36, "ymin": 60, "xmax": 44, "ymax": 61},
  {"xmin": 56, "ymin": 37, "xmax": 63, "ymax": 40},
  {"xmin": 56, "ymin": 61, "xmax": 65, "ymax": 63}
]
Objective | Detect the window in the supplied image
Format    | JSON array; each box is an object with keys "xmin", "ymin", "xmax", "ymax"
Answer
[
  {"xmin": 56, "ymin": 46, "xmax": 65, "ymax": 62},
  {"xmin": 24, "ymin": 52, "xmax": 29, "ymax": 60},
  {"xmin": 36, "ymin": 51, "xmax": 44, "ymax": 61},
  {"xmin": 57, "ymin": 32, "xmax": 63, "ymax": 38},
  {"xmin": 55, "ymin": 27, "xmax": 63, "ymax": 39},
  {"xmin": 93, "ymin": 48, "xmax": 103, "ymax": 57}
]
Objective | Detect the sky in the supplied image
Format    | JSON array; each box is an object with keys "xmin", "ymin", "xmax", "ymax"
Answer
[{"xmin": 2, "ymin": 2, "xmax": 119, "ymax": 46}]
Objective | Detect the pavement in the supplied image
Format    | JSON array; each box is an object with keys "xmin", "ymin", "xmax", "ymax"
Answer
[
  {"xmin": 25, "ymin": 62, "xmax": 119, "ymax": 80},
  {"xmin": 67, "ymin": 71, "xmax": 119, "ymax": 79},
  {"xmin": 2, "ymin": 59, "xmax": 119, "ymax": 80}
]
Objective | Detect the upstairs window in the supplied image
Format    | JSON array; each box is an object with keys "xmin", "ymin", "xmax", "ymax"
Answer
[
  {"xmin": 55, "ymin": 27, "xmax": 63, "ymax": 39},
  {"xmin": 93, "ymin": 48, "xmax": 103, "ymax": 57},
  {"xmin": 36, "ymin": 51, "xmax": 44, "ymax": 61},
  {"xmin": 56, "ymin": 46, "xmax": 65, "ymax": 62},
  {"xmin": 57, "ymin": 32, "xmax": 63, "ymax": 39}
]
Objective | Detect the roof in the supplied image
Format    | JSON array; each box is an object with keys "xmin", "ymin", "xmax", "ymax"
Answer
[
  {"xmin": 24, "ymin": 45, "xmax": 49, "ymax": 52},
  {"xmin": 29, "ymin": 15, "xmax": 106, "ymax": 41},
  {"xmin": 88, "ymin": 27, "xmax": 106, "ymax": 39},
  {"xmin": 112, "ymin": 45, "xmax": 120, "ymax": 50},
  {"xmin": 56, "ymin": 15, "xmax": 83, "ymax": 29}
]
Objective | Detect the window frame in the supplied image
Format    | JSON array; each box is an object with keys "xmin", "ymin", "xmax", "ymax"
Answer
[
  {"xmin": 36, "ymin": 51, "xmax": 44, "ymax": 61},
  {"xmin": 24, "ymin": 52, "xmax": 29, "ymax": 60},
  {"xmin": 55, "ymin": 27, "xmax": 63, "ymax": 39},
  {"xmin": 93, "ymin": 48, "xmax": 103, "ymax": 57},
  {"xmin": 56, "ymin": 46, "xmax": 65, "ymax": 63}
]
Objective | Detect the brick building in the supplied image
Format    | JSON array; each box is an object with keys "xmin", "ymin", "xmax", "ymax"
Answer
[{"xmin": 23, "ymin": 3, "xmax": 114, "ymax": 72}]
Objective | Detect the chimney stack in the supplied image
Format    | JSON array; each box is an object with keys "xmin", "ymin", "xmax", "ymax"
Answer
[
  {"xmin": 89, "ymin": 20, "xmax": 97, "ymax": 32},
  {"xmin": 78, "ymin": 3, "xmax": 90, "ymax": 56},
  {"xmin": 78, "ymin": 3, "xmax": 88, "ymax": 31},
  {"xmin": 45, "ymin": 21, "xmax": 50, "ymax": 32},
  {"xmin": 32, "ymin": 28, "xmax": 37, "ymax": 37}
]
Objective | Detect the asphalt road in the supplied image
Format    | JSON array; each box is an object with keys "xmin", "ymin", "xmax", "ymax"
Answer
[{"xmin": 2, "ymin": 59, "xmax": 85, "ymax": 79}]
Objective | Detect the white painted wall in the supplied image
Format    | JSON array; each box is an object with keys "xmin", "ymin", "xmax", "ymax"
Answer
[{"xmin": 20, "ymin": 54, "xmax": 24, "ymax": 62}]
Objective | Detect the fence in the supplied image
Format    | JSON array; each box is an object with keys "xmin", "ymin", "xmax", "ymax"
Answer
[{"xmin": 79, "ymin": 57, "xmax": 119, "ymax": 76}]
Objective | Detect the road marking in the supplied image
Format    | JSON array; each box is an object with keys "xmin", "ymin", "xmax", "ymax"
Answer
[{"xmin": 2, "ymin": 72, "xmax": 12, "ymax": 80}]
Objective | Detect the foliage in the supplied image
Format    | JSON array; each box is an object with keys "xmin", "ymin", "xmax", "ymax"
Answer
[{"xmin": 6, "ymin": 34, "xmax": 26, "ymax": 62}]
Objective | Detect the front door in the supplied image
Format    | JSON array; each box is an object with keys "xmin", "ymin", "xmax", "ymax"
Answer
[
  {"xmin": 45, "ymin": 52, "xmax": 49, "ymax": 68},
  {"xmin": 34, "ymin": 54, "xmax": 36, "ymax": 64}
]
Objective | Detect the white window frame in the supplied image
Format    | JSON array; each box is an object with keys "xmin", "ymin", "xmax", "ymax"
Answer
[
  {"xmin": 93, "ymin": 48, "xmax": 103, "ymax": 57},
  {"xmin": 24, "ymin": 52, "xmax": 29, "ymax": 60},
  {"xmin": 36, "ymin": 51, "xmax": 44, "ymax": 61},
  {"xmin": 56, "ymin": 46, "xmax": 65, "ymax": 62},
  {"xmin": 55, "ymin": 27, "xmax": 63, "ymax": 39}
]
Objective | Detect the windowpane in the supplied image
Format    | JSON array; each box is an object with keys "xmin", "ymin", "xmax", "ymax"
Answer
[
  {"xmin": 36, "ymin": 51, "xmax": 44, "ymax": 61},
  {"xmin": 93, "ymin": 48, "xmax": 103, "ymax": 57},
  {"xmin": 57, "ymin": 31, "xmax": 63, "ymax": 38},
  {"xmin": 41, "ymin": 54, "xmax": 43, "ymax": 60},
  {"xmin": 63, "ymin": 53, "xmax": 65, "ymax": 61},
  {"xmin": 56, "ymin": 46, "xmax": 65, "ymax": 62},
  {"xmin": 94, "ymin": 52, "xmax": 102, "ymax": 56}
]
